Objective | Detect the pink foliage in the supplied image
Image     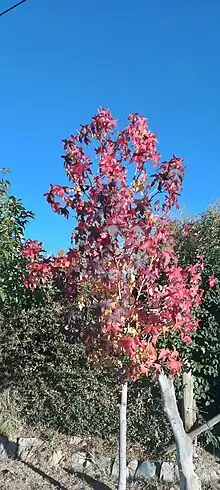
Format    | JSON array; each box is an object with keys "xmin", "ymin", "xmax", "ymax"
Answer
[{"xmin": 23, "ymin": 108, "xmax": 204, "ymax": 379}]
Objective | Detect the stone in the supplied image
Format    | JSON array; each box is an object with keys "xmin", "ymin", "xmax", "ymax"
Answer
[
  {"xmin": 0, "ymin": 436, "xmax": 8, "ymax": 458},
  {"xmin": 135, "ymin": 460, "xmax": 156, "ymax": 481},
  {"xmin": 17, "ymin": 437, "xmax": 42, "ymax": 461},
  {"xmin": 0, "ymin": 437, "xmax": 17, "ymax": 459},
  {"xmin": 71, "ymin": 451, "xmax": 87, "ymax": 470},
  {"xmin": 5, "ymin": 441, "xmax": 17, "ymax": 458},
  {"xmin": 70, "ymin": 436, "xmax": 84, "ymax": 446},
  {"xmin": 160, "ymin": 461, "xmax": 179, "ymax": 483},
  {"xmin": 127, "ymin": 459, "xmax": 138, "ymax": 478},
  {"xmin": 50, "ymin": 449, "xmax": 63, "ymax": 467},
  {"xmin": 110, "ymin": 455, "xmax": 129, "ymax": 480},
  {"xmin": 97, "ymin": 455, "xmax": 112, "ymax": 475},
  {"xmin": 198, "ymin": 467, "xmax": 220, "ymax": 484},
  {"xmin": 84, "ymin": 459, "xmax": 92, "ymax": 469}
]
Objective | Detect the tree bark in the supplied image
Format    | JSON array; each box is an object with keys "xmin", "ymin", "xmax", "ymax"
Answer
[
  {"xmin": 118, "ymin": 380, "xmax": 127, "ymax": 490},
  {"xmin": 159, "ymin": 373, "xmax": 201, "ymax": 490}
]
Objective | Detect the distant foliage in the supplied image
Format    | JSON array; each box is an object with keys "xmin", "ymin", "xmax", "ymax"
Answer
[
  {"xmin": 175, "ymin": 205, "xmax": 220, "ymax": 408},
  {"xmin": 0, "ymin": 169, "xmax": 34, "ymax": 311}
]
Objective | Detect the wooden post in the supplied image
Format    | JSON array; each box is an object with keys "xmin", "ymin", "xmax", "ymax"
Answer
[
  {"xmin": 159, "ymin": 373, "xmax": 201, "ymax": 490},
  {"xmin": 166, "ymin": 413, "xmax": 220, "ymax": 455},
  {"xmin": 183, "ymin": 371, "xmax": 196, "ymax": 432}
]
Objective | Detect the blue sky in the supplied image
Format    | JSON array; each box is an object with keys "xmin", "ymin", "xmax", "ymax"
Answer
[{"xmin": 1, "ymin": 0, "xmax": 220, "ymax": 253}]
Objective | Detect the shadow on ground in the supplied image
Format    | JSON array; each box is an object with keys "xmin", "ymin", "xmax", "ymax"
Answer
[
  {"xmin": 0, "ymin": 436, "xmax": 112, "ymax": 490},
  {"xmin": 65, "ymin": 468, "xmax": 112, "ymax": 490},
  {"xmin": 22, "ymin": 461, "xmax": 69, "ymax": 490}
]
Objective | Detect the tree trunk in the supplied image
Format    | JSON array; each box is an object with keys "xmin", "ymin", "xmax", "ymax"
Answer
[
  {"xmin": 159, "ymin": 373, "xmax": 201, "ymax": 490},
  {"xmin": 117, "ymin": 380, "xmax": 127, "ymax": 490}
]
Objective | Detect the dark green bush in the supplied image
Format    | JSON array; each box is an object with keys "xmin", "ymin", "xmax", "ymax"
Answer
[
  {"xmin": 175, "ymin": 205, "xmax": 220, "ymax": 410},
  {"xmin": 0, "ymin": 302, "xmax": 171, "ymax": 454}
]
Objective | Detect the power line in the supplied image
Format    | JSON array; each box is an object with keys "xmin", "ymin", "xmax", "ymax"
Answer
[{"xmin": 0, "ymin": 0, "xmax": 28, "ymax": 17}]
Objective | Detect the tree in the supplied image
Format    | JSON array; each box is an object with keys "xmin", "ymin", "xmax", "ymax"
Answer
[
  {"xmin": 0, "ymin": 168, "xmax": 34, "ymax": 312},
  {"xmin": 175, "ymin": 206, "xmax": 220, "ymax": 412},
  {"xmin": 24, "ymin": 109, "xmax": 206, "ymax": 490}
]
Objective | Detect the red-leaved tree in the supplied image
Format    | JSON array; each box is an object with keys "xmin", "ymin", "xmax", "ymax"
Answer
[{"xmin": 23, "ymin": 109, "xmax": 206, "ymax": 490}]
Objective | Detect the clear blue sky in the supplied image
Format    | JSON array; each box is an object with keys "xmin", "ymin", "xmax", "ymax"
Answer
[{"xmin": 1, "ymin": 0, "xmax": 220, "ymax": 253}]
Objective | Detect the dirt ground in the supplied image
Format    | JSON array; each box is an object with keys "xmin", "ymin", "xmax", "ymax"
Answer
[
  {"xmin": 0, "ymin": 458, "xmax": 165, "ymax": 490},
  {"xmin": 0, "ymin": 457, "xmax": 219, "ymax": 490},
  {"xmin": 0, "ymin": 459, "xmax": 174, "ymax": 490},
  {"xmin": 0, "ymin": 432, "xmax": 219, "ymax": 490}
]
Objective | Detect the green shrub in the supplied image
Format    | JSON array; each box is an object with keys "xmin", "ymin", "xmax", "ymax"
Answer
[
  {"xmin": 0, "ymin": 302, "xmax": 171, "ymax": 454},
  {"xmin": 175, "ymin": 205, "xmax": 220, "ymax": 409}
]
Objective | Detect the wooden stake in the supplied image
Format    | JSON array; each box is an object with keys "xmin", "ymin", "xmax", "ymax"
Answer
[{"xmin": 182, "ymin": 371, "xmax": 196, "ymax": 432}]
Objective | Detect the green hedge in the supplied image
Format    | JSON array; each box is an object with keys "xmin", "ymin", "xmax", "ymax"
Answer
[
  {"xmin": 175, "ymin": 206, "xmax": 220, "ymax": 410},
  {"xmin": 0, "ymin": 303, "xmax": 172, "ymax": 454}
]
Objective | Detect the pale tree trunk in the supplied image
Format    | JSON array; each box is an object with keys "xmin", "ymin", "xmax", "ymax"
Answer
[
  {"xmin": 117, "ymin": 380, "xmax": 127, "ymax": 490},
  {"xmin": 159, "ymin": 373, "xmax": 201, "ymax": 490}
]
